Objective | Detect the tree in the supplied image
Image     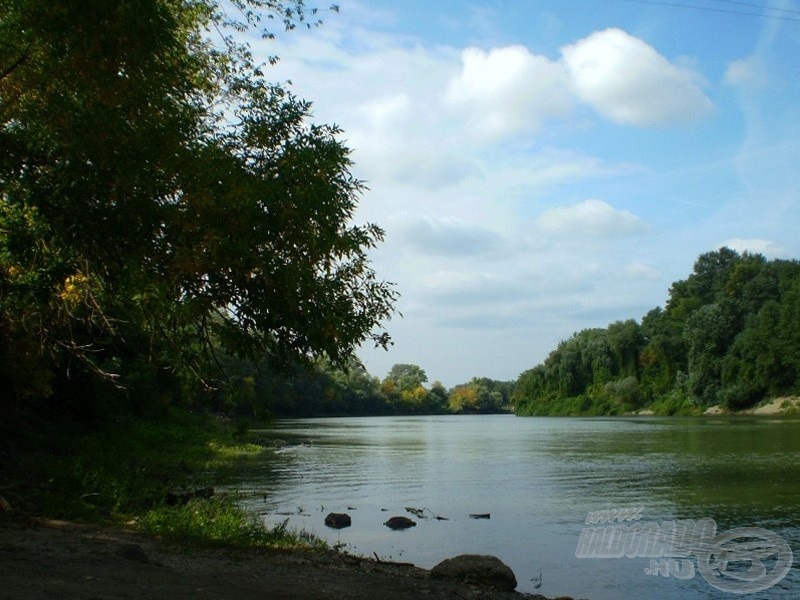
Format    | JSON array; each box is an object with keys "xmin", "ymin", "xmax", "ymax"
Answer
[
  {"xmin": 448, "ymin": 385, "xmax": 479, "ymax": 413},
  {"xmin": 448, "ymin": 377, "xmax": 508, "ymax": 413},
  {"xmin": 513, "ymin": 248, "xmax": 800, "ymax": 415},
  {"xmin": 0, "ymin": 1, "xmax": 396, "ymax": 409},
  {"xmin": 606, "ymin": 319, "xmax": 645, "ymax": 379},
  {"xmin": 322, "ymin": 359, "xmax": 386, "ymax": 415},
  {"xmin": 720, "ymin": 301, "xmax": 782, "ymax": 408},
  {"xmin": 383, "ymin": 364, "xmax": 428, "ymax": 393},
  {"xmin": 639, "ymin": 307, "xmax": 686, "ymax": 401},
  {"xmin": 428, "ymin": 381, "xmax": 449, "ymax": 412},
  {"xmin": 380, "ymin": 363, "xmax": 436, "ymax": 413},
  {"xmin": 512, "ymin": 365, "xmax": 548, "ymax": 414}
]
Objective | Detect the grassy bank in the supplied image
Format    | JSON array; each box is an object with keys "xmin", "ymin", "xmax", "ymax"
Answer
[{"xmin": 0, "ymin": 409, "xmax": 324, "ymax": 551}]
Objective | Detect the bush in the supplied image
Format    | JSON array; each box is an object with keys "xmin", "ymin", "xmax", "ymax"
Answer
[
  {"xmin": 603, "ymin": 377, "xmax": 642, "ymax": 410},
  {"xmin": 718, "ymin": 382, "xmax": 762, "ymax": 410},
  {"xmin": 648, "ymin": 391, "xmax": 701, "ymax": 416}
]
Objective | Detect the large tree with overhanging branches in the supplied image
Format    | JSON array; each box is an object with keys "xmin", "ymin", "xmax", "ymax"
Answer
[{"xmin": 0, "ymin": 0, "xmax": 397, "ymax": 407}]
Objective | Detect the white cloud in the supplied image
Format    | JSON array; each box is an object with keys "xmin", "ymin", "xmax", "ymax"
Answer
[
  {"xmin": 624, "ymin": 262, "xmax": 661, "ymax": 280},
  {"xmin": 724, "ymin": 57, "xmax": 767, "ymax": 88},
  {"xmin": 394, "ymin": 216, "xmax": 512, "ymax": 257},
  {"xmin": 420, "ymin": 271, "xmax": 528, "ymax": 306},
  {"xmin": 561, "ymin": 28, "xmax": 713, "ymax": 126},
  {"xmin": 444, "ymin": 45, "xmax": 572, "ymax": 141},
  {"xmin": 357, "ymin": 94, "xmax": 412, "ymax": 128},
  {"xmin": 510, "ymin": 148, "xmax": 645, "ymax": 189},
  {"xmin": 536, "ymin": 199, "xmax": 647, "ymax": 237},
  {"xmin": 246, "ymin": 9, "xmax": 785, "ymax": 387}
]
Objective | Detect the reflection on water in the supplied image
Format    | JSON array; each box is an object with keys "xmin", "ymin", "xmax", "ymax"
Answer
[{"xmin": 224, "ymin": 415, "xmax": 800, "ymax": 599}]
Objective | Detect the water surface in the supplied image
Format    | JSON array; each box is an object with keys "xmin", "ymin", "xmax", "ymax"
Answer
[{"xmin": 227, "ymin": 415, "xmax": 800, "ymax": 599}]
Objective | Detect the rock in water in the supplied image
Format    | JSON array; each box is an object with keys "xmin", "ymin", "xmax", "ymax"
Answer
[
  {"xmin": 383, "ymin": 516, "xmax": 416, "ymax": 530},
  {"xmin": 324, "ymin": 513, "xmax": 352, "ymax": 529},
  {"xmin": 430, "ymin": 554, "xmax": 517, "ymax": 591}
]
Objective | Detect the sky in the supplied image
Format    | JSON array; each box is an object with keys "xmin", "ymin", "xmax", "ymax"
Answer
[{"xmin": 246, "ymin": 0, "xmax": 800, "ymax": 388}]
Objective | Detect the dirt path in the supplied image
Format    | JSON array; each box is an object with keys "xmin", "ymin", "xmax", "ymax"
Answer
[{"xmin": 0, "ymin": 518, "xmax": 570, "ymax": 600}]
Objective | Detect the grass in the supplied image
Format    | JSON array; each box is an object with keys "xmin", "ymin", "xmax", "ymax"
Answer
[
  {"xmin": 139, "ymin": 498, "xmax": 326, "ymax": 550},
  {"xmin": 0, "ymin": 408, "xmax": 326, "ymax": 552}
]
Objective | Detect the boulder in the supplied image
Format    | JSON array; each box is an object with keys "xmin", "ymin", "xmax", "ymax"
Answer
[
  {"xmin": 430, "ymin": 554, "xmax": 517, "ymax": 591},
  {"xmin": 384, "ymin": 516, "xmax": 416, "ymax": 530},
  {"xmin": 324, "ymin": 512, "xmax": 351, "ymax": 529}
]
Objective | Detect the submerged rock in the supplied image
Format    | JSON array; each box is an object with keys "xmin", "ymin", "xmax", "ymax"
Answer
[
  {"xmin": 383, "ymin": 516, "xmax": 416, "ymax": 530},
  {"xmin": 430, "ymin": 554, "xmax": 517, "ymax": 591},
  {"xmin": 324, "ymin": 513, "xmax": 352, "ymax": 529}
]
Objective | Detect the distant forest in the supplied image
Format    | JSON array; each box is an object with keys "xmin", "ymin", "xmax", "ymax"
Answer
[
  {"xmin": 513, "ymin": 248, "xmax": 800, "ymax": 415},
  {"xmin": 217, "ymin": 358, "xmax": 514, "ymax": 418},
  {"xmin": 228, "ymin": 247, "xmax": 800, "ymax": 419}
]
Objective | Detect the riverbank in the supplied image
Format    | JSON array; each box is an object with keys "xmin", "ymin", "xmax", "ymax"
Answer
[
  {"xmin": 634, "ymin": 395, "xmax": 800, "ymax": 416},
  {"xmin": 700, "ymin": 396, "xmax": 800, "ymax": 416},
  {"xmin": 0, "ymin": 516, "xmax": 577, "ymax": 600},
  {"xmin": 733, "ymin": 396, "xmax": 800, "ymax": 415}
]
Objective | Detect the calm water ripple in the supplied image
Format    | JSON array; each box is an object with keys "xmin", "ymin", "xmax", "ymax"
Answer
[{"xmin": 225, "ymin": 415, "xmax": 800, "ymax": 599}]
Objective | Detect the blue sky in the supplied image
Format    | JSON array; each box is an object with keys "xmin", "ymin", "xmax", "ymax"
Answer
[{"xmin": 248, "ymin": 0, "xmax": 800, "ymax": 387}]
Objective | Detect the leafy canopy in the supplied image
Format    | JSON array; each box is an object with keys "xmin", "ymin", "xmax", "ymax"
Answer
[
  {"xmin": 0, "ymin": 0, "xmax": 396, "ymax": 405},
  {"xmin": 513, "ymin": 248, "xmax": 800, "ymax": 415}
]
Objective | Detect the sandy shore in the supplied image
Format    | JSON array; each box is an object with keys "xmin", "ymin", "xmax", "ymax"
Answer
[{"xmin": 703, "ymin": 396, "xmax": 800, "ymax": 416}]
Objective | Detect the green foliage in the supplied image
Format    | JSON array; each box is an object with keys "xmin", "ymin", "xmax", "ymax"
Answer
[
  {"xmin": 448, "ymin": 377, "xmax": 513, "ymax": 413},
  {"xmin": 384, "ymin": 363, "xmax": 428, "ymax": 393},
  {"xmin": 602, "ymin": 376, "xmax": 643, "ymax": 411},
  {"xmin": 646, "ymin": 391, "xmax": 702, "ymax": 416},
  {"xmin": 379, "ymin": 363, "xmax": 449, "ymax": 414},
  {"xmin": 206, "ymin": 357, "xmax": 511, "ymax": 418},
  {"xmin": 0, "ymin": 0, "xmax": 396, "ymax": 414},
  {"xmin": 514, "ymin": 249, "xmax": 800, "ymax": 415},
  {"xmin": 4, "ymin": 411, "xmax": 241, "ymax": 517},
  {"xmin": 240, "ymin": 357, "xmax": 390, "ymax": 417},
  {"xmin": 0, "ymin": 408, "xmax": 322, "ymax": 549},
  {"xmin": 139, "ymin": 499, "xmax": 325, "ymax": 550},
  {"xmin": 209, "ymin": 356, "xmax": 450, "ymax": 417}
]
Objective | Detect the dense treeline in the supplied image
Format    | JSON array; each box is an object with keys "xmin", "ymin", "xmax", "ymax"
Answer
[
  {"xmin": 217, "ymin": 357, "xmax": 513, "ymax": 417},
  {"xmin": 513, "ymin": 248, "xmax": 800, "ymax": 415}
]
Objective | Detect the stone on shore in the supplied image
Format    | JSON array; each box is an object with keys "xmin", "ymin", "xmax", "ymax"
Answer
[{"xmin": 430, "ymin": 554, "xmax": 517, "ymax": 591}]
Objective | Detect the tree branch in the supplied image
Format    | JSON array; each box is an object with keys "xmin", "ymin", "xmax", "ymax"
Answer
[{"xmin": 1, "ymin": 50, "xmax": 30, "ymax": 81}]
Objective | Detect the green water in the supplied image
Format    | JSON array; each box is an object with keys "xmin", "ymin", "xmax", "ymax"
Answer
[{"xmin": 229, "ymin": 415, "xmax": 800, "ymax": 599}]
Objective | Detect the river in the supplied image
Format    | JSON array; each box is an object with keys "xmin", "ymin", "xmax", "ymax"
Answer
[{"xmin": 226, "ymin": 415, "xmax": 799, "ymax": 599}]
